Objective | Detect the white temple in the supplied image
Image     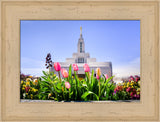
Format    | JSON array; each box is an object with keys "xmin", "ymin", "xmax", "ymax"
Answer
[{"xmin": 51, "ymin": 27, "xmax": 112, "ymax": 78}]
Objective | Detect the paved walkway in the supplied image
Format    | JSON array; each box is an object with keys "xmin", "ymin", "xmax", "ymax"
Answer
[{"xmin": 21, "ymin": 99, "xmax": 140, "ymax": 103}]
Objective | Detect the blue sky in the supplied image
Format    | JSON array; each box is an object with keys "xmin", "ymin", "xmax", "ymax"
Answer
[{"xmin": 21, "ymin": 20, "xmax": 140, "ymax": 78}]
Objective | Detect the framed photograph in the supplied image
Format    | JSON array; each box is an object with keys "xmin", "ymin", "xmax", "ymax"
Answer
[{"xmin": 0, "ymin": 0, "xmax": 159, "ymax": 121}]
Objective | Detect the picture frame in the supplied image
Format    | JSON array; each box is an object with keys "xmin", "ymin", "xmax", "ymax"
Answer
[{"xmin": 0, "ymin": 0, "xmax": 159, "ymax": 121}]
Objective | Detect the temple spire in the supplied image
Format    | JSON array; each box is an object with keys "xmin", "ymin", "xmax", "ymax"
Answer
[
  {"xmin": 80, "ymin": 26, "xmax": 82, "ymax": 35},
  {"xmin": 78, "ymin": 26, "xmax": 85, "ymax": 53}
]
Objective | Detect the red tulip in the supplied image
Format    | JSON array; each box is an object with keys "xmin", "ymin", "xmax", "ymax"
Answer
[
  {"xmin": 25, "ymin": 86, "xmax": 30, "ymax": 93},
  {"xmin": 83, "ymin": 64, "xmax": 90, "ymax": 72},
  {"xmin": 135, "ymin": 75, "xmax": 140, "ymax": 82},
  {"xmin": 132, "ymin": 89, "xmax": 137, "ymax": 94},
  {"xmin": 61, "ymin": 68, "xmax": 68, "ymax": 78},
  {"xmin": 126, "ymin": 87, "xmax": 131, "ymax": 92},
  {"xmin": 130, "ymin": 76, "xmax": 134, "ymax": 81},
  {"xmin": 135, "ymin": 77, "xmax": 139, "ymax": 82},
  {"xmin": 130, "ymin": 92, "xmax": 134, "ymax": 97},
  {"xmin": 54, "ymin": 62, "xmax": 61, "ymax": 71},
  {"xmin": 72, "ymin": 64, "xmax": 79, "ymax": 71}
]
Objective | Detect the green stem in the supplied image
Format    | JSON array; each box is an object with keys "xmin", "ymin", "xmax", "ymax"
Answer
[
  {"xmin": 58, "ymin": 71, "xmax": 61, "ymax": 83},
  {"xmin": 68, "ymin": 90, "xmax": 71, "ymax": 100},
  {"xmin": 69, "ymin": 90, "xmax": 70, "ymax": 101},
  {"xmin": 88, "ymin": 72, "xmax": 90, "ymax": 83},
  {"xmin": 99, "ymin": 79, "xmax": 101, "ymax": 97},
  {"xmin": 62, "ymin": 86, "xmax": 65, "ymax": 100},
  {"xmin": 49, "ymin": 67, "xmax": 51, "ymax": 74},
  {"xmin": 76, "ymin": 71, "xmax": 78, "ymax": 79},
  {"xmin": 74, "ymin": 71, "xmax": 78, "ymax": 100}
]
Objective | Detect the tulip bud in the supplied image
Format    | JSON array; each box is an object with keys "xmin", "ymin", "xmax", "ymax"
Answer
[
  {"xmin": 61, "ymin": 68, "xmax": 69, "ymax": 78},
  {"xmin": 105, "ymin": 74, "xmax": 109, "ymax": 79},
  {"xmin": 65, "ymin": 82, "xmax": 71, "ymax": 89},
  {"xmin": 96, "ymin": 75, "xmax": 100, "ymax": 79},
  {"xmin": 54, "ymin": 62, "xmax": 61, "ymax": 71},
  {"xmin": 96, "ymin": 68, "xmax": 101, "ymax": 77},
  {"xmin": 72, "ymin": 64, "xmax": 79, "ymax": 71},
  {"xmin": 83, "ymin": 64, "xmax": 90, "ymax": 72}
]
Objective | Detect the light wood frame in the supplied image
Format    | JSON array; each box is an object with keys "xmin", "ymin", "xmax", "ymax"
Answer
[{"xmin": 0, "ymin": 0, "xmax": 160, "ymax": 121}]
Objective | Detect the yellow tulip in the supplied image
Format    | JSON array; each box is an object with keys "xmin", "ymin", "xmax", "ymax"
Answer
[{"xmin": 96, "ymin": 68, "xmax": 101, "ymax": 77}]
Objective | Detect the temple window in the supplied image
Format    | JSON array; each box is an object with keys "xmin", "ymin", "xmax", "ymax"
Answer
[
  {"xmin": 78, "ymin": 58, "xmax": 84, "ymax": 63},
  {"xmin": 80, "ymin": 42, "xmax": 82, "ymax": 53}
]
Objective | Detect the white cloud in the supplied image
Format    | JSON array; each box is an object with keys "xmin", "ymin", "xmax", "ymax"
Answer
[
  {"xmin": 21, "ymin": 68, "xmax": 47, "ymax": 77},
  {"xmin": 21, "ymin": 57, "xmax": 47, "ymax": 76},
  {"xmin": 113, "ymin": 57, "xmax": 140, "ymax": 80}
]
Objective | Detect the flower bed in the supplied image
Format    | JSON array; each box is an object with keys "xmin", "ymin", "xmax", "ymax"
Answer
[{"xmin": 20, "ymin": 62, "xmax": 140, "ymax": 101}]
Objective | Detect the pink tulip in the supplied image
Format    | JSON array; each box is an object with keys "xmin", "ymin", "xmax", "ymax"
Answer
[
  {"xmin": 61, "ymin": 68, "xmax": 68, "ymax": 78},
  {"xmin": 54, "ymin": 62, "xmax": 61, "ymax": 71},
  {"xmin": 96, "ymin": 75, "xmax": 100, "ymax": 79},
  {"xmin": 83, "ymin": 64, "xmax": 90, "ymax": 72},
  {"xmin": 65, "ymin": 82, "xmax": 71, "ymax": 89},
  {"xmin": 105, "ymin": 74, "xmax": 109, "ymax": 79},
  {"xmin": 72, "ymin": 64, "xmax": 79, "ymax": 71}
]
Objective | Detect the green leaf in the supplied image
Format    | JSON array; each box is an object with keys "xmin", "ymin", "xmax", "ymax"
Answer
[
  {"xmin": 42, "ymin": 71, "xmax": 48, "ymax": 76},
  {"xmin": 41, "ymin": 76, "xmax": 48, "ymax": 81},
  {"xmin": 69, "ymin": 65, "xmax": 72, "ymax": 79},
  {"xmin": 57, "ymin": 82, "xmax": 62, "ymax": 89},
  {"xmin": 81, "ymin": 91, "xmax": 99, "ymax": 101},
  {"xmin": 50, "ymin": 97, "xmax": 55, "ymax": 100}
]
